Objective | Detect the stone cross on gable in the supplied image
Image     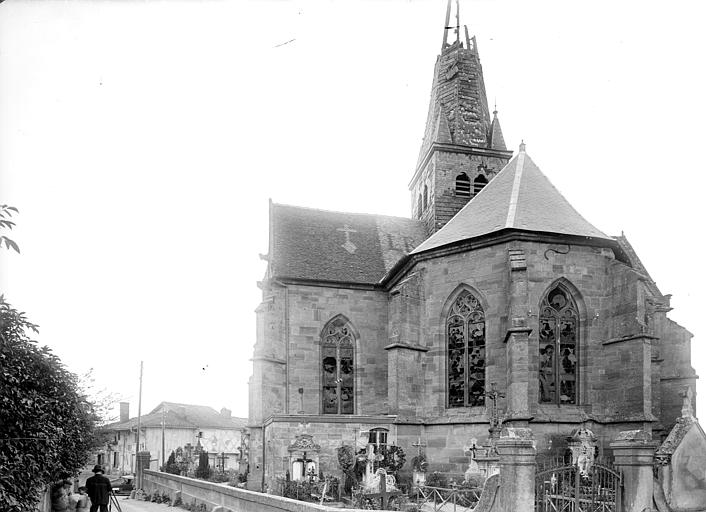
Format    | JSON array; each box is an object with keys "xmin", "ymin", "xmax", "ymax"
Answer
[{"xmin": 337, "ymin": 224, "xmax": 358, "ymax": 254}]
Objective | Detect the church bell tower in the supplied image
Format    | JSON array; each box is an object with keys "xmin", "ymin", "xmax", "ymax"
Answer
[{"xmin": 410, "ymin": 0, "xmax": 513, "ymax": 236}]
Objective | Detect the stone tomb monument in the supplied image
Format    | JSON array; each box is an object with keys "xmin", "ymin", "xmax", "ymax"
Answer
[{"xmin": 655, "ymin": 387, "xmax": 706, "ymax": 512}]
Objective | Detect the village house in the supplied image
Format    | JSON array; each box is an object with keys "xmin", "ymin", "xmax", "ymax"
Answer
[{"xmin": 100, "ymin": 401, "xmax": 247, "ymax": 475}]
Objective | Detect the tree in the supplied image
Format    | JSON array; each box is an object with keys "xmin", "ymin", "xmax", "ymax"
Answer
[
  {"xmin": 0, "ymin": 205, "xmax": 20, "ymax": 253},
  {"xmin": 0, "ymin": 208, "xmax": 99, "ymax": 512}
]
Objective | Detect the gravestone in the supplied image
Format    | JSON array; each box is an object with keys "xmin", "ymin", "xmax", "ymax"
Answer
[{"xmin": 655, "ymin": 387, "xmax": 706, "ymax": 512}]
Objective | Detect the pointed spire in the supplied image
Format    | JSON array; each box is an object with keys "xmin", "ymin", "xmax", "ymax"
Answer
[
  {"xmin": 419, "ymin": 1, "xmax": 495, "ymax": 163},
  {"xmin": 435, "ymin": 109, "xmax": 453, "ymax": 144},
  {"xmin": 488, "ymin": 108, "xmax": 507, "ymax": 151},
  {"xmin": 519, "ymin": 140, "xmax": 526, "ymax": 153}
]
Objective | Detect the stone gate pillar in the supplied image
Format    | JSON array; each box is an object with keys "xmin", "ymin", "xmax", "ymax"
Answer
[
  {"xmin": 136, "ymin": 451, "xmax": 151, "ymax": 490},
  {"xmin": 610, "ymin": 430, "xmax": 658, "ymax": 512},
  {"xmin": 495, "ymin": 427, "xmax": 536, "ymax": 512}
]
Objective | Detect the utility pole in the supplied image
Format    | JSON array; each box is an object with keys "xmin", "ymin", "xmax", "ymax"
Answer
[
  {"xmin": 135, "ymin": 361, "xmax": 143, "ymax": 472},
  {"xmin": 161, "ymin": 405, "xmax": 166, "ymax": 468}
]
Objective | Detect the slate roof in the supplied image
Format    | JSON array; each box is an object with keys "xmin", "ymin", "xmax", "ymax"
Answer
[
  {"xmin": 269, "ymin": 203, "xmax": 427, "ymax": 284},
  {"xmin": 412, "ymin": 145, "xmax": 612, "ymax": 254},
  {"xmin": 102, "ymin": 402, "xmax": 247, "ymax": 431}
]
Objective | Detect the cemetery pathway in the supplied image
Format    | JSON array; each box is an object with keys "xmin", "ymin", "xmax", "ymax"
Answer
[{"xmin": 110, "ymin": 497, "xmax": 173, "ymax": 512}]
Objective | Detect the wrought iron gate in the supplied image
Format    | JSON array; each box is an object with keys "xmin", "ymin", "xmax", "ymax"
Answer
[{"xmin": 535, "ymin": 462, "xmax": 621, "ymax": 512}]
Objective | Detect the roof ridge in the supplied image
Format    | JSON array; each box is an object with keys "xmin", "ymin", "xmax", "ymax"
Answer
[{"xmin": 272, "ymin": 201, "xmax": 419, "ymax": 222}]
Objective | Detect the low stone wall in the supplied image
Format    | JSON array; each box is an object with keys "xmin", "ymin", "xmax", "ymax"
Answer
[{"xmin": 143, "ymin": 470, "xmax": 364, "ymax": 512}]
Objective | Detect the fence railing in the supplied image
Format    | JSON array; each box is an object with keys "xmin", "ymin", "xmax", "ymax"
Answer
[{"xmin": 415, "ymin": 484, "xmax": 483, "ymax": 512}]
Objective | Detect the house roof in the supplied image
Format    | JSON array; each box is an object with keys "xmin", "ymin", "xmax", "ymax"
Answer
[
  {"xmin": 102, "ymin": 402, "xmax": 247, "ymax": 431},
  {"xmin": 412, "ymin": 144, "xmax": 613, "ymax": 254},
  {"xmin": 269, "ymin": 203, "xmax": 427, "ymax": 285}
]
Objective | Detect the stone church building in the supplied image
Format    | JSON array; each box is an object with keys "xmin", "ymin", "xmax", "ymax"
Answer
[{"xmin": 246, "ymin": 4, "xmax": 695, "ymax": 492}]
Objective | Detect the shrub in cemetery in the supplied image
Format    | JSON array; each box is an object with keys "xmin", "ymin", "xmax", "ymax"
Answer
[
  {"xmin": 425, "ymin": 472, "xmax": 449, "ymax": 488},
  {"xmin": 195, "ymin": 451, "xmax": 212, "ymax": 480},
  {"xmin": 163, "ymin": 451, "xmax": 179, "ymax": 474},
  {"xmin": 336, "ymin": 445, "xmax": 356, "ymax": 494}
]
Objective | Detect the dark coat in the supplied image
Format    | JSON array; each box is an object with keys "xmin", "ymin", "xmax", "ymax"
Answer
[{"xmin": 85, "ymin": 473, "xmax": 111, "ymax": 505}]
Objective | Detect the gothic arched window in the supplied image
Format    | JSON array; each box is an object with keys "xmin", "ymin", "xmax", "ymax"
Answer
[
  {"xmin": 538, "ymin": 285, "xmax": 579, "ymax": 405},
  {"xmin": 447, "ymin": 290, "xmax": 486, "ymax": 407},
  {"xmin": 473, "ymin": 174, "xmax": 488, "ymax": 195},
  {"xmin": 322, "ymin": 317, "xmax": 354, "ymax": 414},
  {"xmin": 456, "ymin": 173, "xmax": 471, "ymax": 197}
]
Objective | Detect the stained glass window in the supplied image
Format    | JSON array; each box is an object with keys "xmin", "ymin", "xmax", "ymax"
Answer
[
  {"xmin": 447, "ymin": 290, "xmax": 486, "ymax": 407},
  {"xmin": 322, "ymin": 317, "xmax": 354, "ymax": 415},
  {"xmin": 539, "ymin": 286, "xmax": 578, "ymax": 405}
]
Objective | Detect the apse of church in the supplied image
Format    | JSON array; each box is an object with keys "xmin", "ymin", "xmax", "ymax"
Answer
[{"xmin": 246, "ymin": 2, "xmax": 695, "ymax": 494}]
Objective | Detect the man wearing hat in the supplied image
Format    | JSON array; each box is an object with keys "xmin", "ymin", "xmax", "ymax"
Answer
[{"xmin": 85, "ymin": 465, "xmax": 111, "ymax": 512}]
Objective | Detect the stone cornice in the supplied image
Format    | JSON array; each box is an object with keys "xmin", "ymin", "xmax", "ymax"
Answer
[
  {"xmin": 273, "ymin": 277, "xmax": 379, "ymax": 291},
  {"xmin": 602, "ymin": 334, "xmax": 659, "ymax": 346},
  {"xmin": 384, "ymin": 342, "xmax": 429, "ymax": 352},
  {"xmin": 250, "ymin": 355, "xmax": 286, "ymax": 365},
  {"xmin": 382, "ymin": 229, "xmax": 629, "ymax": 290},
  {"xmin": 262, "ymin": 414, "xmax": 397, "ymax": 427},
  {"xmin": 503, "ymin": 327, "xmax": 533, "ymax": 344}
]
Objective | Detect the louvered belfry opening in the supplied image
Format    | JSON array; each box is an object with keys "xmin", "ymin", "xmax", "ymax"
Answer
[{"xmin": 456, "ymin": 173, "xmax": 471, "ymax": 197}]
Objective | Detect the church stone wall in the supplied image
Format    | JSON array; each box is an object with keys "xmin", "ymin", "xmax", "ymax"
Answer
[
  {"xmin": 285, "ymin": 284, "xmax": 389, "ymax": 415},
  {"xmin": 262, "ymin": 418, "xmax": 396, "ymax": 492},
  {"xmin": 403, "ymin": 239, "xmax": 687, "ymax": 463}
]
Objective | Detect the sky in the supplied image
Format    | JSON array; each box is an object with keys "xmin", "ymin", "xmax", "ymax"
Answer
[{"xmin": 1, "ymin": 0, "xmax": 705, "ymax": 424}]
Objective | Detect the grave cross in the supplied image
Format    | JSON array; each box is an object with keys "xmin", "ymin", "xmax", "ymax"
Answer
[
  {"xmin": 217, "ymin": 452, "xmax": 229, "ymax": 472},
  {"xmin": 412, "ymin": 437, "xmax": 426, "ymax": 458},
  {"xmin": 484, "ymin": 383, "xmax": 506, "ymax": 430},
  {"xmin": 366, "ymin": 470, "xmax": 402, "ymax": 510}
]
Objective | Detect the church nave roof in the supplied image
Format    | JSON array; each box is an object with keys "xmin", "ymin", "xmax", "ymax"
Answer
[{"xmin": 269, "ymin": 203, "xmax": 427, "ymax": 285}]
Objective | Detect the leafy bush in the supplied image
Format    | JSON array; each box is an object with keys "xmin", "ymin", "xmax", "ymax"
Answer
[
  {"xmin": 1, "ymin": 296, "xmax": 100, "ymax": 512},
  {"xmin": 424, "ymin": 472, "xmax": 449, "ymax": 488},
  {"xmin": 194, "ymin": 452, "xmax": 211, "ymax": 480}
]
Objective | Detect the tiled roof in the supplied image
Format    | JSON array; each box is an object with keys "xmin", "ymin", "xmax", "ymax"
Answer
[
  {"xmin": 412, "ymin": 145, "xmax": 612, "ymax": 254},
  {"xmin": 102, "ymin": 402, "xmax": 247, "ymax": 431},
  {"xmin": 270, "ymin": 203, "xmax": 427, "ymax": 284}
]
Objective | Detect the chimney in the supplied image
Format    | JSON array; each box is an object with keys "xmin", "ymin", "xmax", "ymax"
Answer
[
  {"xmin": 220, "ymin": 407, "xmax": 232, "ymax": 419},
  {"xmin": 120, "ymin": 402, "xmax": 129, "ymax": 423}
]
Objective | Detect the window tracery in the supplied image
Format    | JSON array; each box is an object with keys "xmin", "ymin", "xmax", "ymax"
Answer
[
  {"xmin": 447, "ymin": 290, "xmax": 486, "ymax": 407},
  {"xmin": 539, "ymin": 285, "xmax": 579, "ymax": 405},
  {"xmin": 322, "ymin": 317, "xmax": 354, "ymax": 414}
]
